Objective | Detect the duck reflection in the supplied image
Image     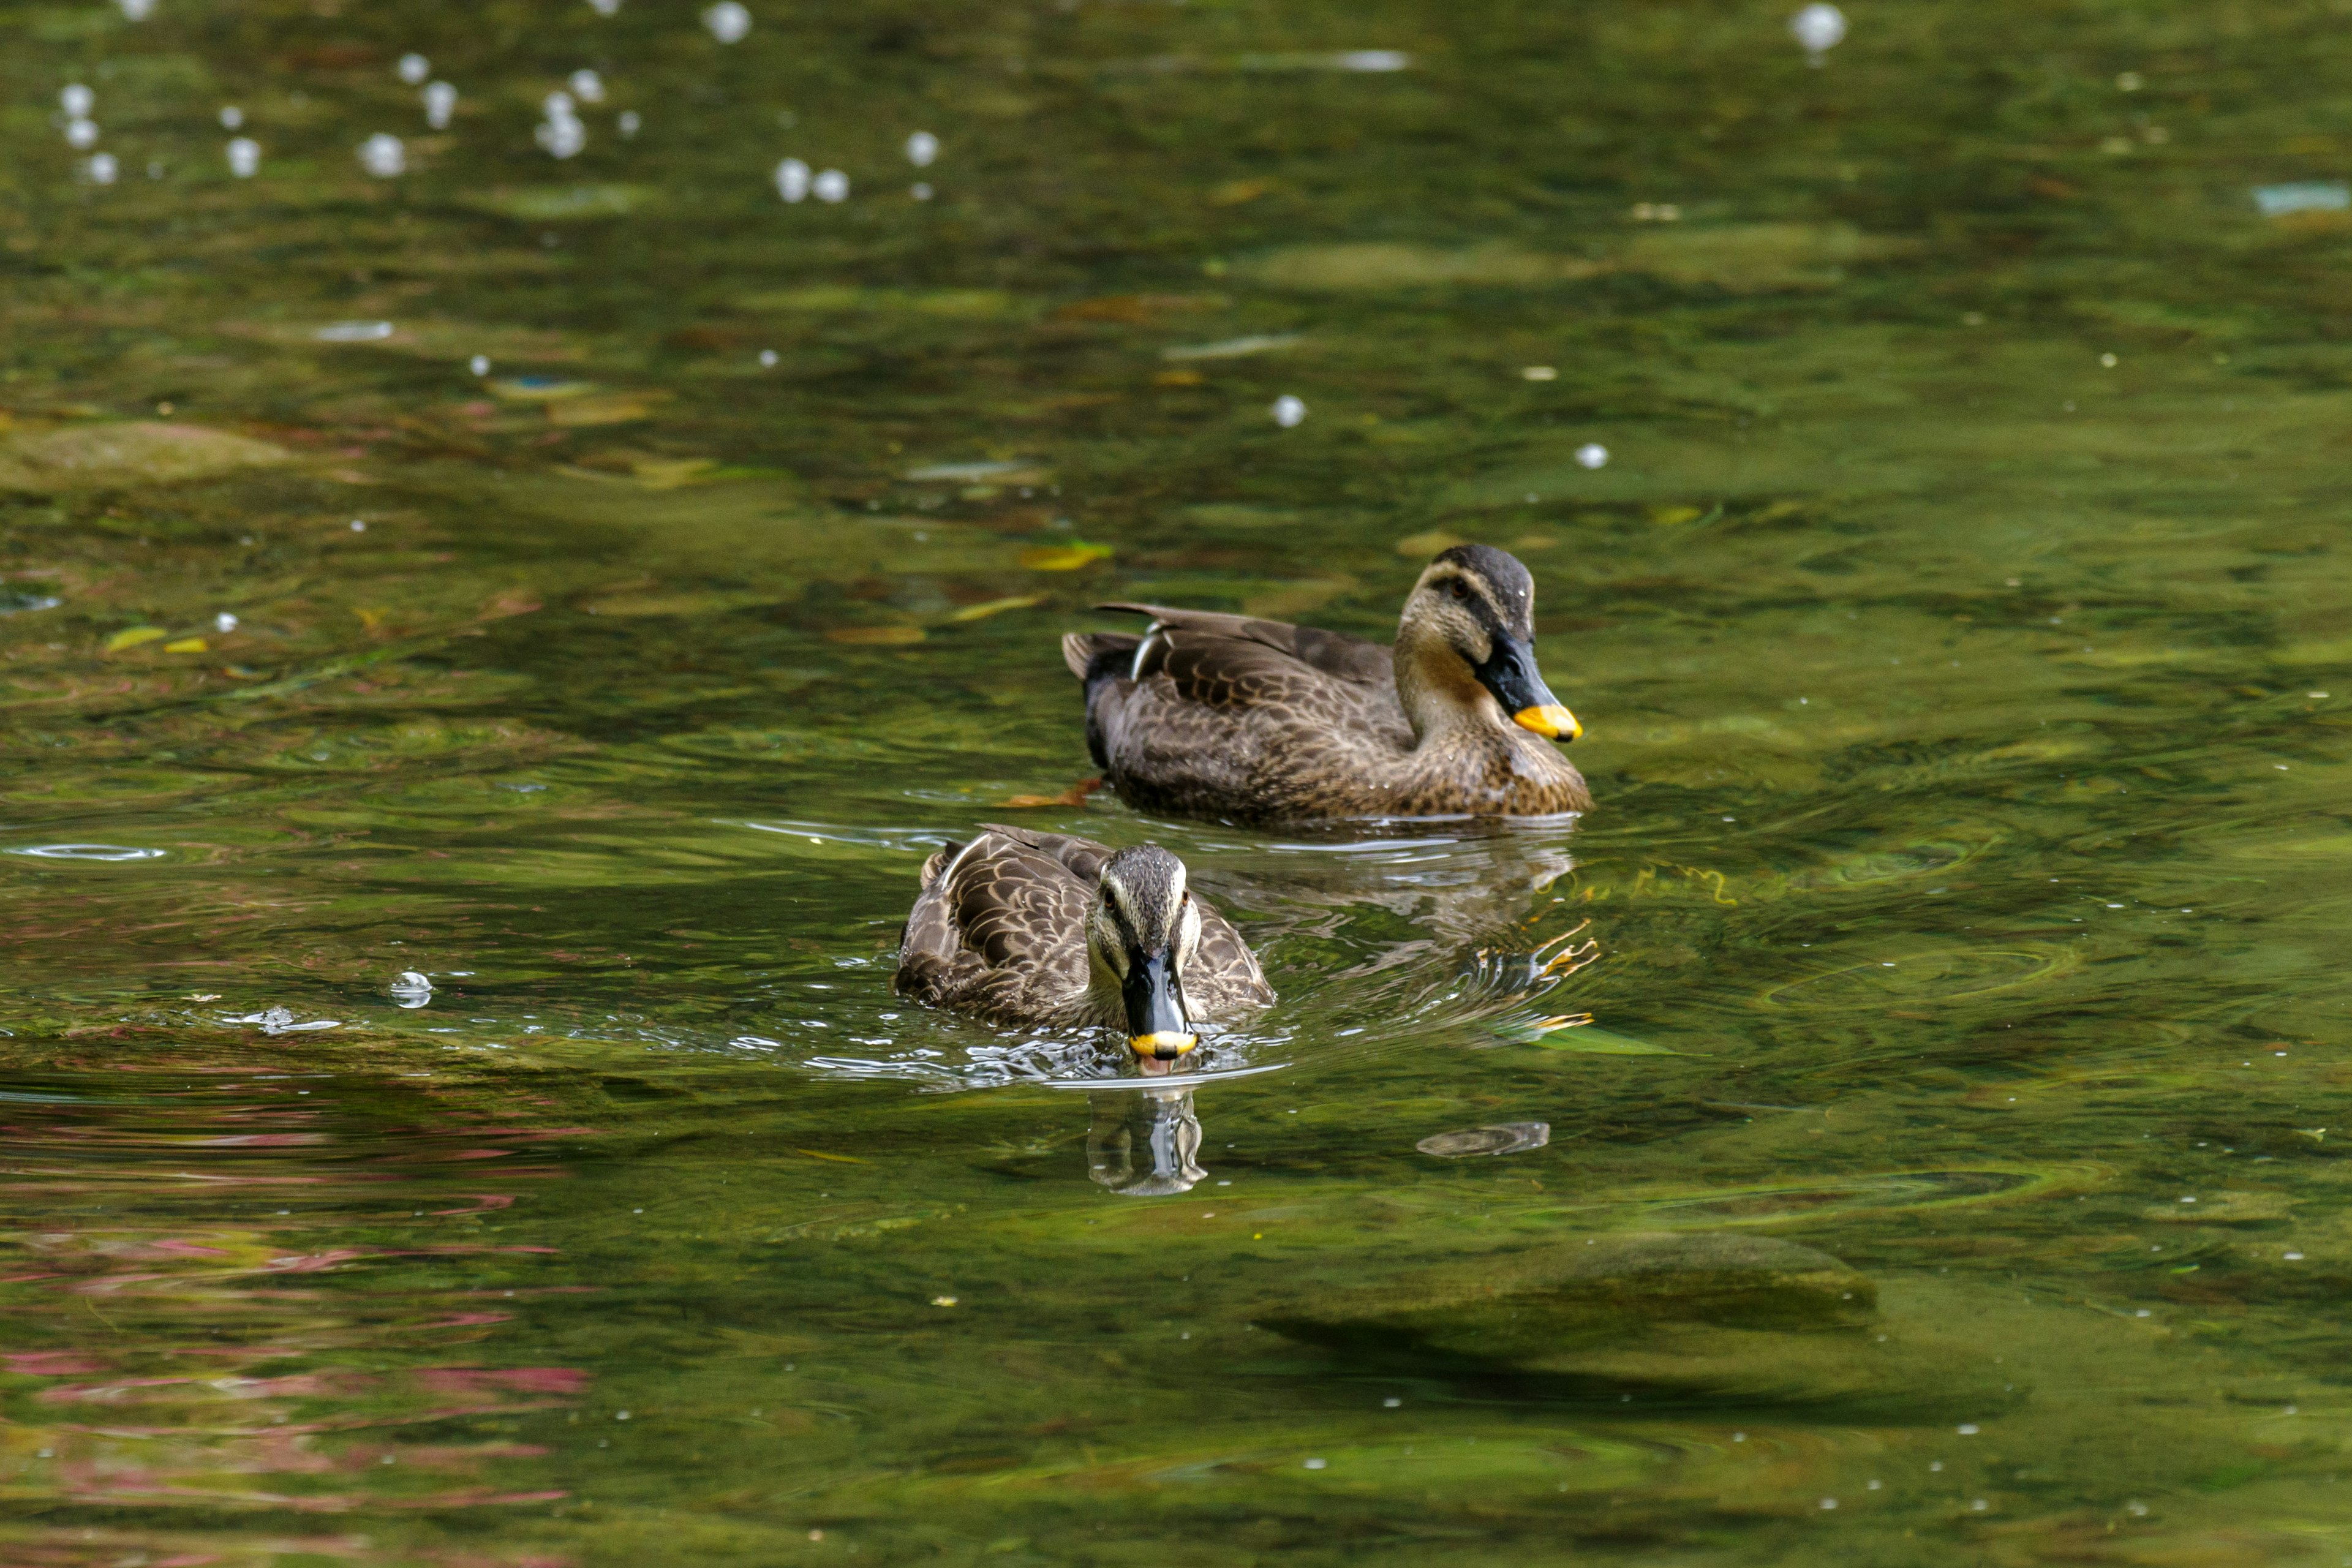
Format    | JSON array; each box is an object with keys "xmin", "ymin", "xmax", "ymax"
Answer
[{"xmin": 1085, "ymin": 1087, "xmax": 1205, "ymax": 1196}]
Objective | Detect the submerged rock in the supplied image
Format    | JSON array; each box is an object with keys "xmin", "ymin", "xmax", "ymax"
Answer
[
  {"xmin": 1258, "ymin": 1231, "xmax": 1875, "ymax": 1367},
  {"xmin": 0, "ymin": 421, "xmax": 290, "ymax": 494}
]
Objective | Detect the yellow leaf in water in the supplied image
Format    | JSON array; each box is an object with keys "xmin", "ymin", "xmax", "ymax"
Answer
[
  {"xmin": 548, "ymin": 394, "xmax": 665, "ymax": 428},
  {"xmin": 1019, "ymin": 541, "xmax": 1114, "ymax": 571},
  {"xmin": 1395, "ymin": 530, "xmax": 1466, "ymax": 557},
  {"xmin": 792, "ymin": 1147, "xmax": 868, "ymax": 1163},
  {"xmin": 1648, "ymin": 505, "xmax": 1705, "ymax": 526},
  {"xmin": 163, "ymin": 637, "xmax": 208, "ymax": 653},
  {"xmin": 629, "ymin": 457, "xmax": 720, "ymax": 489},
  {"xmin": 488, "ymin": 377, "xmax": 600, "ymax": 402},
  {"xmin": 105, "ymin": 626, "xmax": 168, "ymax": 652},
  {"xmin": 825, "ymin": 625, "xmax": 927, "ymax": 645},
  {"xmin": 948, "ymin": 594, "xmax": 1044, "ymax": 622}
]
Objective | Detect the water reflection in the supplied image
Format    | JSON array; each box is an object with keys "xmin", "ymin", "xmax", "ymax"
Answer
[{"xmin": 1085, "ymin": 1087, "xmax": 1206, "ymax": 1196}]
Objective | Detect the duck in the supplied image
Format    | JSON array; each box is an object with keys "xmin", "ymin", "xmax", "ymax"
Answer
[
  {"xmin": 1061, "ymin": 543, "xmax": 1589, "ymax": 824},
  {"xmin": 895, "ymin": 824, "xmax": 1272, "ymax": 1069}
]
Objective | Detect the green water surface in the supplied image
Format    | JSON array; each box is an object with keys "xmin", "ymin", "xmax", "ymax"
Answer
[{"xmin": 4, "ymin": 0, "xmax": 2352, "ymax": 1564}]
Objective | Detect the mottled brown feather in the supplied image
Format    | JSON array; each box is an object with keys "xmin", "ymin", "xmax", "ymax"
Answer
[
  {"xmin": 894, "ymin": 824, "xmax": 1272, "ymax": 1031},
  {"xmin": 1074, "ymin": 579, "xmax": 1591, "ymax": 823}
]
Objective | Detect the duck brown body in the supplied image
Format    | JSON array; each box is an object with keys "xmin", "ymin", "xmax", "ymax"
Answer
[
  {"xmin": 895, "ymin": 824, "xmax": 1272, "ymax": 1030},
  {"xmin": 1062, "ymin": 546, "xmax": 1592, "ymax": 825}
]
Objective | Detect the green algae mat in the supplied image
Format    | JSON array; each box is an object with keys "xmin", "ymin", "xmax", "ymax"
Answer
[{"xmin": 4, "ymin": 0, "xmax": 2352, "ymax": 1563}]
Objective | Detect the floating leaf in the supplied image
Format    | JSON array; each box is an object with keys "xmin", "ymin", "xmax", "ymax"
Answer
[
  {"xmin": 489, "ymin": 376, "xmax": 600, "ymax": 402},
  {"xmin": 905, "ymin": 459, "xmax": 1046, "ymax": 483},
  {"xmin": 1395, "ymin": 530, "xmax": 1466, "ymax": 557},
  {"xmin": 741, "ymin": 286, "xmax": 1020, "ymax": 317},
  {"xmin": 825, "ymin": 625, "xmax": 927, "ymax": 646},
  {"xmin": 1020, "ymin": 541, "xmax": 1114, "ymax": 571},
  {"xmin": 0, "ymin": 423, "xmax": 290, "ymax": 495},
  {"xmin": 162, "ymin": 636, "xmax": 208, "ymax": 653},
  {"xmin": 1529, "ymin": 1024, "xmax": 1678, "ymax": 1055},
  {"xmin": 1001, "ymin": 777, "xmax": 1104, "ymax": 809},
  {"xmin": 105, "ymin": 625, "xmax": 169, "ymax": 652},
  {"xmin": 458, "ymin": 184, "xmax": 658, "ymax": 221},
  {"xmin": 548, "ymin": 393, "xmax": 667, "ymax": 428},
  {"xmin": 948, "ymin": 594, "xmax": 1044, "ymax": 622},
  {"xmin": 1161, "ymin": 334, "xmax": 1302, "ymax": 361}
]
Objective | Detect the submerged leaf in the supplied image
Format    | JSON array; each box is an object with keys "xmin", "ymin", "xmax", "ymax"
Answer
[{"xmin": 1020, "ymin": 541, "xmax": 1114, "ymax": 571}]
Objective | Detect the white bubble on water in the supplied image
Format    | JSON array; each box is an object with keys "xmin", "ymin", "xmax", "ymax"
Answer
[
  {"xmin": 390, "ymin": 971, "xmax": 434, "ymax": 1007},
  {"xmin": 906, "ymin": 130, "xmax": 939, "ymax": 167},
  {"xmin": 911, "ymin": 182, "xmax": 932, "ymax": 201},
  {"xmin": 424, "ymin": 81, "xmax": 457, "ymax": 129},
  {"xmin": 704, "ymin": 1, "xmax": 751, "ymax": 43},
  {"xmin": 214, "ymin": 612, "xmax": 239, "ymax": 633},
  {"xmin": 618, "ymin": 110, "xmax": 641, "ymax": 138},
  {"xmin": 570, "ymin": 69, "xmax": 607, "ymax": 103},
  {"xmin": 85, "ymin": 153, "xmax": 118, "ymax": 184},
  {"xmin": 813, "ymin": 168, "xmax": 849, "ymax": 202},
  {"xmin": 118, "ymin": 0, "xmax": 154, "ymax": 20},
  {"xmin": 1272, "ymin": 394, "xmax": 1307, "ymax": 428},
  {"xmin": 1790, "ymin": 2, "xmax": 1846, "ymax": 59},
  {"xmin": 226, "ymin": 137, "xmax": 260, "ymax": 178},
  {"xmin": 537, "ymin": 115, "xmax": 586, "ymax": 159},
  {"xmin": 759, "ymin": 349, "xmax": 778, "ymax": 367},
  {"xmin": 1575, "ymin": 441, "xmax": 1608, "ymax": 469},
  {"xmin": 218, "ymin": 104, "xmax": 243, "ymax": 129},
  {"xmin": 66, "ymin": 118, "xmax": 99, "ymax": 149},
  {"xmin": 470, "ymin": 355, "xmax": 491, "ymax": 376},
  {"xmin": 61, "ymin": 84, "xmax": 94, "ymax": 118},
  {"xmin": 398, "ymin": 53, "xmax": 430, "ymax": 85},
  {"xmin": 357, "ymin": 133, "xmax": 405, "ymax": 178},
  {"xmin": 775, "ymin": 157, "xmax": 810, "ymax": 202},
  {"xmin": 544, "ymin": 91, "xmax": 576, "ymax": 119},
  {"xmin": 588, "ymin": 0, "xmax": 621, "ymax": 12}
]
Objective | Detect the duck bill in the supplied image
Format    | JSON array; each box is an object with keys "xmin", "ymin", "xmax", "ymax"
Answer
[
  {"xmin": 1472, "ymin": 633, "xmax": 1581, "ymax": 742},
  {"xmin": 1123, "ymin": 952, "xmax": 1197, "ymax": 1064}
]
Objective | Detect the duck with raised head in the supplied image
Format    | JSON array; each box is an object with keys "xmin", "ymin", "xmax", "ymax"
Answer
[
  {"xmin": 1061, "ymin": 544, "xmax": 1589, "ymax": 824},
  {"xmin": 895, "ymin": 825, "xmax": 1271, "ymax": 1071}
]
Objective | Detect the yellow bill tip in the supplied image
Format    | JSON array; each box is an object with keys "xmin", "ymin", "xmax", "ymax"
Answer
[
  {"xmin": 1514, "ymin": 703, "xmax": 1581, "ymax": 741},
  {"xmin": 1128, "ymin": 1031, "xmax": 1198, "ymax": 1060}
]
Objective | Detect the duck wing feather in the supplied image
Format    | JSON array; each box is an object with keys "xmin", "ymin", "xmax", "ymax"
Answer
[
  {"xmin": 1094, "ymin": 602, "xmax": 1393, "ymax": 690},
  {"xmin": 1078, "ymin": 604, "xmax": 1409, "ymax": 816},
  {"xmin": 895, "ymin": 826, "xmax": 1096, "ymax": 1023}
]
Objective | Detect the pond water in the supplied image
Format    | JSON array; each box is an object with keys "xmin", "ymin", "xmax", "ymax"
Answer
[{"xmin": 4, "ymin": 1, "xmax": 2352, "ymax": 1564}]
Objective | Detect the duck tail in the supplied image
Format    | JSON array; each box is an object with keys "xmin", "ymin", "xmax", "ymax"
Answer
[
  {"xmin": 1061, "ymin": 630, "xmax": 1139, "ymax": 682},
  {"xmin": 918, "ymin": 843, "xmax": 962, "ymax": 889},
  {"xmin": 1063, "ymin": 633, "xmax": 1142, "ymax": 772}
]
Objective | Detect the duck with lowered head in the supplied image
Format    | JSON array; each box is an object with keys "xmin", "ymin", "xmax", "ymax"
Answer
[
  {"xmin": 1062, "ymin": 544, "xmax": 1588, "ymax": 824},
  {"xmin": 895, "ymin": 825, "xmax": 1271, "ymax": 1072}
]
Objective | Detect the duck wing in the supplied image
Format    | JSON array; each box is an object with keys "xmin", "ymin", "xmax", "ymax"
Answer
[
  {"xmin": 1095, "ymin": 602, "xmax": 1393, "ymax": 690},
  {"xmin": 895, "ymin": 826, "xmax": 1100, "ymax": 1023},
  {"xmin": 1076, "ymin": 604, "xmax": 1408, "ymax": 815},
  {"xmin": 1185, "ymin": 897, "xmax": 1276, "ymax": 1014}
]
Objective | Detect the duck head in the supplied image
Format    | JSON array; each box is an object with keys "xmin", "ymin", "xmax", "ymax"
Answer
[
  {"xmin": 1086, "ymin": 843, "xmax": 1202, "ymax": 1068},
  {"xmin": 1395, "ymin": 544, "xmax": 1580, "ymax": 744}
]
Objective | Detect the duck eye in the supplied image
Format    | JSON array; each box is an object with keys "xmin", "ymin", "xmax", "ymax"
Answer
[{"xmin": 1449, "ymin": 581, "xmax": 1469, "ymax": 601}]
